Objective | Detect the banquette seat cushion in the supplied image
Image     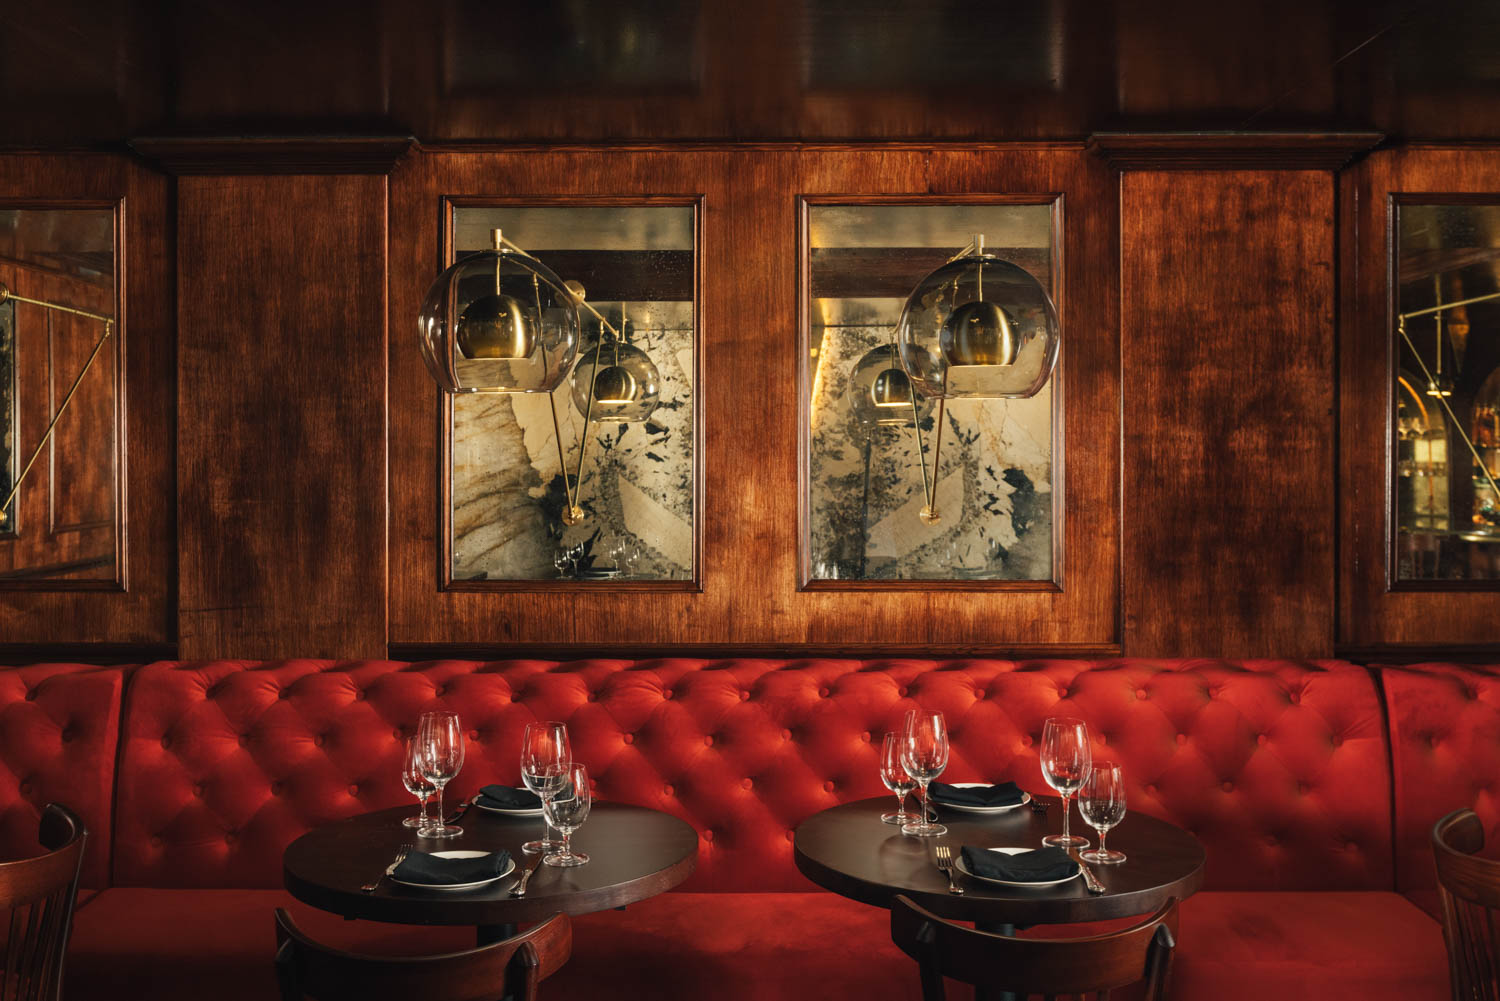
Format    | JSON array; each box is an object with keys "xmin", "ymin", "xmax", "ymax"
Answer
[{"xmin": 0, "ymin": 657, "xmax": 1457, "ymax": 1000}]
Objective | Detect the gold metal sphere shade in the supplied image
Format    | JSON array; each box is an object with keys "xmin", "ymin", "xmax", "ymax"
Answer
[
  {"xmin": 456, "ymin": 293, "xmax": 536, "ymax": 359},
  {"xmin": 871, "ymin": 366, "xmax": 914, "ymax": 408},
  {"xmin": 592, "ymin": 365, "xmax": 640, "ymax": 405},
  {"xmin": 940, "ymin": 299, "xmax": 1018, "ymax": 367}
]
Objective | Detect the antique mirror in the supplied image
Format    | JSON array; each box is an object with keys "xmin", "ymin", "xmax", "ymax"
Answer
[
  {"xmin": 801, "ymin": 199, "xmax": 1061, "ymax": 585},
  {"xmin": 440, "ymin": 201, "xmax": 699, "ymax": 586},
  {"xmin": 1393, "ymin": 200, "xmax": 1500, "ymax": 583},
  {"xmin": 0, "ymin": 204, "xmax": 121, "ymax": 586}
]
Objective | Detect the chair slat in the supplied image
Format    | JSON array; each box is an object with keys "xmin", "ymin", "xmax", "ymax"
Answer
[
  {"xmin": 0, "ymin": 805, "xmax": 86, "ymax": 1001},
  {"xmin": 1432, "ymin": 809, "xmax": 1500, "ymax": 1001}
]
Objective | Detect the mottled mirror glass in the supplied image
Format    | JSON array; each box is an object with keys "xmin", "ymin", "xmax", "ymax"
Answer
[
  {"xmin": 449, "ymin": 205, "xmax": 695, "ymax": 583},
  {"xmin": 0, "ymin": 206, "xmax": 118, "ymax": 584},
  {"xmin": 1394, "ymin": 202, "xmax": 1500, "ymax": 581},
  {"xmin": 805, "ymin": 202, "xmax": 1058, "ymax": 583}
]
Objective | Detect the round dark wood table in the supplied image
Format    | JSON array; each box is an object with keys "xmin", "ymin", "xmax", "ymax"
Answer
[
  {"xmin": 285, "ymin": 803, "xmax": 698, "ymax": 942},
  {"xmin": 794, "ymin": 795, "xmax": 1205, "ymax": 927}
]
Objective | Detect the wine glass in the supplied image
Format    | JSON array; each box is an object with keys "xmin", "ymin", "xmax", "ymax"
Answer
[
  {"xmin": 899, "ymin": 709, "xmax": 949, "ymax": 837},
  {"xmin": 553, "ymin": 549, "xmax": 571, "ymax": 579},
  {"xmin": 879, "ymin": 732, "xmax": 917, "ymax": 825},
  {"xmin": 401, "ymin": 737, "xmax": 436, "ymax": 829},
  {"xmin": 1040, "ymin": 716, "xmax": 1091, "ymax": 849},
  {"xmin": 416, "ymin": 711, "xmax": 465, "ymax": 838},
  {"xmin": 542, "ymin": 762, "xmax": 592, "ymax": 867},
  {"xmin": 520, "ymin": 721, "xmax": 571, "ymax": 855},
  {"xmin": 1079, "ymin": 761, "xmax": 1128, "ymax": 864}
]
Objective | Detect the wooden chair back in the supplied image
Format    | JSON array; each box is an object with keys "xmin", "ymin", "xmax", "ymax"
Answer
[
  {"xmin": 0, "ymin": 804, "xmax": 87, "ymax": 1001},
  {"xmin": 891, "ymin": 894, "xmax": 1177, "ymax": 1001},
  {"xmin": 1433, "ymin": 809, "xmax": 1500, "ymax": 1000},
  {"xmin": 274, "ymin": 909, "xmax": 571, "ymax": 1001}
]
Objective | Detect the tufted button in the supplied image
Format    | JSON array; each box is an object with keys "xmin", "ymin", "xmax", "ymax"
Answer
[
  {"xmin": 278, "ymin": 688, "xmax": 291, "ymax": 700},
  {"xmin": 436, "ymin": 685, "xmax": 449, "ymax": 697},
  {"xmin": 1257, "ymin": 733, "xmax": 1269, "ymax": 746},
  {"xmin": 225, "ymin": 831, "xmax": 238, "ymax": 845},
  {"xmin": 704, "ymin": 735, "xmax": 715, "ymax": 747},
  {"xmin": 1345, "ymin": 841, "xmax": 1357, "ymax": 853},
  {"xmin": 1428, "ymin": 734, "xmax": 1439, "ymax": 749},
  {"xmin": 702, "ymin": 830, "xmax": 714, "ymax": 842},
  {"xmin": 1221, "ymin": 781, "xmax": 1234, "ymax": 793},
  {"xmin": 823, "ymin": 781, "xmax": 835, "ymax": 793},
  {"xmin": 1331, "ymin": 734, "xmax": 1343, "ymax": 747},
  {"xmin": 662, "ymin": 689, "xmax": 674, "ymax": 700},
  {"xmin": 1135, "ymin": 689, "xmax": 1149, "ymax": 700},
  {"xmin": 19, "ymin": 780, "xmax": 32, "ymax": 795},
  {"xmin": 352, "ymin": 689, "xmax": 365, "ymax": 701},
  {"xmin": 1289, "ymin": 690, "xmax": 1302, "ymax": 706},
  {"xmin": 898, "ymin": 687, "xmax": 909, "ymax": 697},
  {"xmin": 586, "ymin": 692, "xmax": 595, "ymax": 703},
  {"xmin": 742, "ymin": 778, "xmax": 753, "ymax": 790},
  {"xmin": 1265, "ymin": 835, "xmax": 1279, "ymax": 847},
  {"xmin": 819, "ymin": 687, "xmax": 831, "ymax": 698},
  {"xmin": 1176, "ymin": 733, "xmax": 1187, "ymax": 745},
  {"xmin": 348, "ymin": 784, "xmax": 360, "ymax": 797},
  {"xmin": 150, "ymin": 835, "xmax": 163, "ymax": 848},
  {"xmin": 861, "ymin": 731, "xmax": 872, "ymax": 743},
  {"xmin": 160, "ymin": 736, "xmax": 171, "ymax": 750},
  {"xmin": 663, "ymin": 785, "xmax": 674, "ymax": 798},
  {"xmin": 622, "ymin": 733, "xmax": 635, "ymax": 745},
  {"xmin": 740, "ymin": 690, "xmax": 750, "ymax": 702},
  {"xmin": 785, "ymin": 830, "xmax": 795, "ymax": 843},
  {"xmin": 24, "ymin": 687, "xmax": 38, "ymax": 702},
  {"xmin": 468, "ymin": 730, "xmax": 480, "ymax": 741},
  {"xmin": 392, "ymin": 729, "xmax": 403, "ymax": 741},
  {"xmin": 238, "ymin": 734, "xmax": 251, "ymax": 749},
  {"xmin": 313, "ymin": 735, "xmax": 325, "ymax": 748},
  {"xmin": 1021, "ymin": 735, "xmax": 1033, "ymax": 747},
  {"xmin": 271, "ymin": 781, "xmax": 285, "ymax": 796},
  {"xmin": 60, "ymin": 726, "xmax": 75, "ymax": 743},
  {"xmin": 1298, "ymin": 782, "xmax": 1310, "ymax": 795},
  {"xmin": 781, "ymin": 729, "xmax": 792, "ymax": 741},
  {"xmin": 193, "ymin": 783, "xmax": 206, "ymax": 798},
  {"xmin": 1098, "ymin": 733, "xmax": 1108, "ymax": 745},
  {"xmin": 1145, "ymin": 783, "xmax": 1158, "ymax": 795}
]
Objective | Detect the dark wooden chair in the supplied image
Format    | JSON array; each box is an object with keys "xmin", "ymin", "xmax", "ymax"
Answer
[
  {"xmin": 0, "ymin": 803, "xmax": 88, "ymax": 1001},
  {"xmin": 273, "ymin": 909, "xmax": 571, "ymax": 1001},
  {"xmin": 1433, "ymin": 809, "xmax": 1500, "ymax": 1000},
  {"xmin": 890, "ymin": 894, "xmax": 1177, "ymax": 1001}
]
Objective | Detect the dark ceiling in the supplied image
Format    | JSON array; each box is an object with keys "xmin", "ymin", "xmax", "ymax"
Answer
[{"xmin": 6, "ymin": 0, "xmax": 1500, "ymax": 147}]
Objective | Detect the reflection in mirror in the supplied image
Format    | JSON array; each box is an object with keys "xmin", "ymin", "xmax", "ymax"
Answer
[
  {"xmin": 0, "ymin": 206, "xmax": 118, "ymax": 584},
  {"xmin": 448, "ymin": 205, "xmax": 695, "ymax": 583},
  {"xmin": 806, "ymin": 203, "xmax": 1057, "ymax": 582},
  {"xmin": 1395, "ymin": 203, "xmax": 1500, "ymax": 581}
]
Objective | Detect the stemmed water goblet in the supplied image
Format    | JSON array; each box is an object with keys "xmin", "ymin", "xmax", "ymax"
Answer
[
  {"xmin": 520, "ymin": 721, "xmax": 571, "ymax": 855},
  {"xmin": 1040, "ymin": 716, "xmax": 1091, "ymax": 849},
  {"xmin": 416, "ymin": 710, "xmax": 465, "ymax": 838},
  {"xmin": 879, "ymin": 732, "xmax": 917, "ymax": 825},
  {"xmin": 1079, "ymin": 761, "xmax": 1128, "ymax": 864},
  {"xmin": 401, "ymin": 737, "xmax": 436, "ymax": 830},
  {"xmin": 899, "ymin": 709, "xmax": 949, "ymax": 837},
  {"xmin": 542, "ymin": 762, "xmax": 592, "ymax": 867}
]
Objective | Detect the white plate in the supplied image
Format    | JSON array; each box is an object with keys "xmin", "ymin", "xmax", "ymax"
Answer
[
  {"xmin": 472, "ymin": 798, "xmax": 544, "ymax": 817},
  {"xmin": 953, "ymin": 846, "xmax": 1080, "ymax": 888},
  {"xmin": 932, "ymin": 782, "xmax": 1032, "ymax": 815},
  {"xmin": 389, "ymin": 850, "xmax": 515, "ymax": 891}
]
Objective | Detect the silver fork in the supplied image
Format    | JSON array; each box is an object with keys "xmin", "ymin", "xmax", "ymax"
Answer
[
  {"xmin": 933, "ymin": 845, "xmax": 964, "ymax": 895},
  {"xmin": 361, "ymin": 843, "xmax": 413, "ymax": 893}
]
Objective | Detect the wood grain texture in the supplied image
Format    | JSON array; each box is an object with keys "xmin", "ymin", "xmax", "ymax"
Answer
[
  {"xmin": 177, "ymin": 174, "xmax": 386, "ymax": 659},
  {"xmin": 1340, "ymin": 147, "xmax": 1500, "ymax": 648},
  {"xmin": 1088, "ymin": 132, "xmax": 1383, "ymax": 172},
  {"xmin": 388, "ymin": 145, "xmax": 1119, "ymax": 650},
  {"xmin": 0, "ymin": 154, "xmax": 172, "ymax": 644},
  {"xmin": 1121, "ymin": 170, "xmax": 1335, "ymax": 657}
]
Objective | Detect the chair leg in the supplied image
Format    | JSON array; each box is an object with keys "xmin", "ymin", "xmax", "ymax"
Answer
[{"xmin": 915, "ymin": 920, "xmax": 947, "ymax": 1001}]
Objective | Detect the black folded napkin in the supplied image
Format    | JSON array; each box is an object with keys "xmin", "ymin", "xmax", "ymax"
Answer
[
  {"xmin": 392, "ymin": 850, "xmax": 512, "ymax": 886},
  {"xmin": 929, "ymin": 781, "xmax": 1026, "ymax": 808},
  {"xmin": 476, "ymin": 785, "xmax": 542, "ymax": 810},
  {"xmin": 959, "ymin": 846, "xmax": 1077, "ymax": 883}
]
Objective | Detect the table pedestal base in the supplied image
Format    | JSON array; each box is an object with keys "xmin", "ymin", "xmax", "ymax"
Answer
[{"xmin": 975, "ymin": 922, "xmax": 1017, "ymax": 1001}]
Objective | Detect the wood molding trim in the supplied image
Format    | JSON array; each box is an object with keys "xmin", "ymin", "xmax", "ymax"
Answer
[
  {"xmin": 389, "ymin": 643, "xmax": 1126, "ymax": 662},
  {"xmin": 130, "ymin": 136, "xmax": 417, "ymax": 175},
  {"xmin": 1088, "ymin": 131, "xmax": 1384, "ymax": 171}
]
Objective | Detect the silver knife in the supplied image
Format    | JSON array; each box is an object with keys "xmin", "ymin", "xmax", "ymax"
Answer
[
  {"xmin": 1068, "ymin": 850, "xmax": 1107, "ymax": 894},
  {"xmin": 510, "ymin": 855, "xmax": 544, "ymax": 897}
]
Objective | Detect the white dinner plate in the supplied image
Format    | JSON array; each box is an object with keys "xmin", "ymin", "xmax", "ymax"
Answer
[
  {"xmin": 953, "ymin": 846, "xmax": 1080, "ymax": 888},
  {"xmin": 932, "ymin": 782, "xmax": 1032, "ymax": 815},
  {"xmin": 472, "ymin": 798, "xmax": 544, "ymax": 817},
  {"xmin": 388, "ymin": 850, "xmax": 515, "ymax": 891}
]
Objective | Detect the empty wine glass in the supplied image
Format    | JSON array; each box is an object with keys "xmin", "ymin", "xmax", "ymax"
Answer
[
  {"xmin": 520, "ymin": 721, "xmax": 571, "ymax": 855},
  {"xmin": 900, "ymin": 709, "xmax": 949, "ymax": 837},
  {"xmin": 553, "ymin": 549, "xmax": 571, "ymax": 578},
  {"xmin": 542, "ymin": 762, "xmax": 592, "ymax": 867},
  {"xmin": 879, "ymin": 732, "xmax": 917, "ymax": 825},
  {"xmin": 416, "ymin": 710, "xmax": 465, "ymax": 838},
  {"xmin": 1079, "ymin": 761, "xmax": 1127, "ymax": 864},
  {"xmin": 1040, "ymin": 716, "xmax": 1091, "ymax": 849},
  {"xmin": 401, "ymin": 737, "xmax": 436, "ymax": 829}
]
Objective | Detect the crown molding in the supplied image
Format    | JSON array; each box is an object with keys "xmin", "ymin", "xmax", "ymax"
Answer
[
  {"xmin": 1087, "ymin": 131, "xmax": 1384, "ymax": 171},
  {"xmin": 129, "ymin": 135, "xmax": 417, "ymax": 175}
]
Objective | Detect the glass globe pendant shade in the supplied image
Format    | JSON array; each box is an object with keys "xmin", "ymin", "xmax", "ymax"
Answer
[
  {"xmin": 895, "ymin": 253, "xmax": 1059, "ymax": 400},
  {"xmin": 847, "ymin": 344, "xmax": 931, "ymax": 428},
  {"xmin": 417, "ymin": 247, "xmax": 580, "ymax": 394},
  {"xmin": 569, "ymin": 340, "xmax": 662, "ymax": 423}
]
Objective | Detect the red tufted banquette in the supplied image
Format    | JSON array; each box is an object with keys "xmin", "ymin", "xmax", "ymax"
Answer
[{"xmin": 0, "ymin": 657, "xmax": 1468, "ymax": 1001}]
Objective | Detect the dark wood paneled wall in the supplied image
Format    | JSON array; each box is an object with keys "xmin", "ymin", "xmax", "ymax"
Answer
[
  {"xmin": 175, "ymin": 173, "xmax": 388, "ymax": 659},
  {"xmin": 1120, "ymin": 169, "xmax": 1336, "ymax": 657}
]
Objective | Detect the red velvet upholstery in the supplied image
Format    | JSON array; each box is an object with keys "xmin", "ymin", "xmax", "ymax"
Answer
[
  {"xmin": 1380, "ymin": 662, "xmax": 1500, "ymax": 914},
  {"xmin": 0, "ymin": 663, "xmax": 125, "ymax": 887},
  {"xmin": 110, "ymin": 657, "xmax": 1391, "ymax": 892}
]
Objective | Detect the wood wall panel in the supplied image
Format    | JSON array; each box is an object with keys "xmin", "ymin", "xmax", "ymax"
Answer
[
  {"xmin": 1341, "ymin": 147, "xmax": 1500, "ymax": 649},
  {"xmin": 176, "ymin": 174, "xmax": 386, "ymax": 659},
  {"xmin": 0, "ymin": 154, "xmax": 172, "ymax": 646},
  {"xmin": 389, "ymin": 145, "xmax": 1119, "ymax": 653},
  {"xmin": 1121, "ymin": 170, "xmax": 1335, "ymax": 657}
]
